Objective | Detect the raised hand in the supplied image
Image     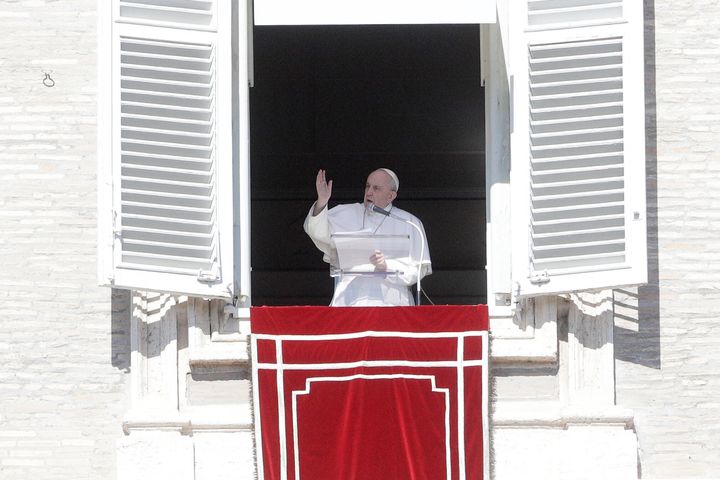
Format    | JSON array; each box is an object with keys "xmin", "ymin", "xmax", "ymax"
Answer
[{"xmin": 313, "ymin": 169, "xmax": 333, "ymax": 215}]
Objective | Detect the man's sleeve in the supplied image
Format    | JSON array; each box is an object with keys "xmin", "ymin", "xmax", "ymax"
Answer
[{"xmin": 303, "ymin": 203, "xmax": 334, "ymax": 261}]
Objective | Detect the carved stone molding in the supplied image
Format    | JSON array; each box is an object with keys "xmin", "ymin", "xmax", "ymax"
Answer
[
  {"xmin": 490, "ymin": 296, "xmax": 559, "ymax": 363},
  {"xmin": 187, "ymin": 298, "xmax": 250, "ymax": 368}
]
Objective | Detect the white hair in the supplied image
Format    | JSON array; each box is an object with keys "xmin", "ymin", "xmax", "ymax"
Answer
[{"xmin": 379, "ymin": 168, "xmax": 399, "ymax": 192}]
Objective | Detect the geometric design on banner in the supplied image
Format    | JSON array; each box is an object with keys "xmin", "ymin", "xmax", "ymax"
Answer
[{"xmin": 251, "ymin": 305, "xmax": 489, "ymax": 480}]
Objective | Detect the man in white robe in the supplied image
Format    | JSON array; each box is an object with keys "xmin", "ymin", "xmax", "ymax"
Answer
[{"xmin": 304, "ymin": 168, "xmax": 431, "ymax": 306}]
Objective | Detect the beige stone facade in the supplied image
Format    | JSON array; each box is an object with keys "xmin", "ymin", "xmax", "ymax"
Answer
[{"xmin": 0, "ymin": 1, "xmax": 719, "ymax": 479}]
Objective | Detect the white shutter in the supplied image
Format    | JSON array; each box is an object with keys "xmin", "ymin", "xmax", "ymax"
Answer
[
  {"xmin": 98, "ymin": 0, "xmax": 245, "ymax": 299},
  {"xmin": 510, "ymin": 0, "xmax": 647, "ymax": 297}
]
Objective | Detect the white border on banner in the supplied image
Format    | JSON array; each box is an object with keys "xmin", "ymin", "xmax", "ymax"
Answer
[
  {"xmin": 291, "ymin": 374, "xmax": 451, "ymax": 480},
  {"xmin": 457, "ymin": 336, "xmax": 466, "ymax": 480}
]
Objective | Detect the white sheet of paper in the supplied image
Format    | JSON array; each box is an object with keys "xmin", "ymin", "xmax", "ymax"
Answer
[{"xmin": 332, "ymin": 232, "xmax": 410, "ymax": 272}]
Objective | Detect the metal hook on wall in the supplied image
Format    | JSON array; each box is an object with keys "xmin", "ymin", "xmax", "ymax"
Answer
[{"xmin": 42, "ymin": 72, "xmax": 55, "ymax": 87}]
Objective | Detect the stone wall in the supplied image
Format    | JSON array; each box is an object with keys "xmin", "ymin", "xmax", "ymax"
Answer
[
  {"xmin": 614, "ymin": 0, "xmax": 720, "ymax": 478},
  {"xmin": 2, "ymin": 0, "xmax": 720, "ymax": 479},
  {"xmin": 0, "ymin": 1, "xmax": 130, "ymax": 478}
]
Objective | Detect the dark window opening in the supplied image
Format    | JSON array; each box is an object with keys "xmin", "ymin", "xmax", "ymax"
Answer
[{"xmin": 250, "ymin": 24, "xmax": 486, "ymax": 305}]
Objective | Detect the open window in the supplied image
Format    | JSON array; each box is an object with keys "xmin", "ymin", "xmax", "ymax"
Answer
[
  {"xmin": 98, "ymin": 0, "xmax": 648, "ymax": 311},
  {"xmin": 248, "ymin": 24, "xmax": 488, "ymax": 306}
]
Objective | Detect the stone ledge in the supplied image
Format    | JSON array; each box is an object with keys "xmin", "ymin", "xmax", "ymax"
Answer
[
  {"xmin": 122, "ymin": 406, "xmax": 253, "ymax": 435},
  {"xmin": 188, "ymin": 341, "xmax": 250, "ymax": 368},
  {"xmin": 492, "ymin": 400, "xmax": 635, "ymax": 429}
]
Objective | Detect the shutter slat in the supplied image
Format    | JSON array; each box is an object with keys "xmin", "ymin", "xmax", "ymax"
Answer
[
  {"xmin": 120, "ymin": 0, "xmax": 213, "ymax": 12},
  {"xmin": 120, "ymin": 6, "xmax": 213, "ymax": 17},
  {"xmin": 121, "ymin": 250, "xmax": 211, "ymax": 262},
  {"xmin": 122, "ymin": 50, "xmax": 212, "ymax": 64},
  {"xmin": 117, "ymin": 263, "xmax": 207, "ymax": 276},
  {"xmin": 533, "ymin": 225, "xmax": 624, "ymax": 239},
  {"xmin": 121, "ymin": 188, "xmax": 212, "ymax": 202},
  {"xmin": 533, "ymin": 237, "xmax": 624, "ymax": 252},
  {"xmin": 528, "ymin": 3, "xmax": 621, "ymax": 16},
  {"xmin": 531, "ymin": 252, "xmax": 626, "ymax": 271},
  {"xmin": 122, "ymin": 164, "xmax": 213, "ymax": 177},
  {"xmin": 532, "ymin": 200, "xmax": 623, "ymax": 214},
  {"xmin": 530, "ymin": 52, "xmax": 620, "ymax": 66},
  {"xmin": 533, "ymin": 113, "xmax": 623, "ymax": 126},
  {"xmin": 527, "ymin": 0, "xmax": 622, "ymax": 27},
  {"xmin": 531, "ymin": 181, "xmax": 625, "ymax": 199},
  {"xmin": 531, "ymin": 76, "xmax": 622, "ymax": 92},
  {"xmin": 531, "ymin": 115, "xmax": 623, "ymax": 134},
  {"xmin": 122, "ymin": 152, "xmax": 213, "ymax": 165},
  {"xmin": 531, "ymin": 101, "xmax": 623, "ymax": 115},
  {"xmin": 121, "ymin": 100, "xmax": 212, "ymax": 113},
  {"xmin": 531, "ymin": 64, "xmax": 621, "ymax": 78},
  {"xmin": 121, "ymin": 252, "xmax": 212, "ymax": 269},
  {"xmin": 122, "ymin": 114, "xmax": 212, "ymax": 134},
  {"xmin": 122, "ymin": 45, "xmax": 211, "ymax": 57},
  {"xmin": 121, "ymin": 74, "xmax": 213, "ymax": 89},
  {"xmin": 122, "ymin": 126, "xmax": 213, "ymax": 143},
  {"xmin": 530, "ymin": 151, "xmax": 622, "ymax": 165},
  {"xmin": 123, "ymin": 112, "xmax": 211, "ymax": 126},
  {"xmin": 531, "ymin": 138, "xmax": 623, "ymax": 153},
  {"xmin": 122, "ymin": 88, "xmax": 212, "ymax": 102},
  {"xmin": 529, "ymin": 89, "xmax": 622, "ymax": 104},
  {"xmin": 122, "ymin": 138, "xmax": 212, "ymax": 152},
  {"xmin": 530, "ymin": 37, "xmax": 622, "ymax": 51},
  {"xmin": 533, "ymin": 169, "xmax": 624, "ymax": 181},
  {"xmin": 122, "ymin": 200, "xmax": 214, "ymax": 214},
  {"xmin": 119, "ymin": 0, "xmax": 215, "ymax": 28},
  {"xmin": 122, "ymin": 125, "xmax": 212, "ymax": 139},
  {"xmin": 121, "ymin": 37, "xmax": 212, "ymax": 51},
  {"xmin": 532, "ymin": 251, "xmax": 625, "ymax": 264},
  {"xmin": 121, "ymin": 62, "xmax": 213, "ymax": 77},
  {"xmin": 123, "ymin": 238, "xmax": 214, "ymax": 252},
  {"xmin": 123, "ymin": 212, "xmax": 213, "ymax": 227},
  {"xmin": 532, "ymin": 164, "xmax": 622, "ymax": 175},
  {"xmin": 531, "ymin": 125, "xmax": 622, "ymax": 140},
  {"xmin": 122, "ymin": 176, "xmax": 213, "ymax": 191},
  {"xmin": 532, "ymin": 212, "xmax": 625, "ymax": 227},
  {"xmin": 123, "ymin": 225, "xmax": 214, "ymax": 239}
]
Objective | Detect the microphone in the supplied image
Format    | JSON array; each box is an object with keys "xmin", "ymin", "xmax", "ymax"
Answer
[
  {"xmin": 368, "ymin": 203, "xmax": 426, "ymax": 306},
  {"xmin": 371, "ymin": 203, "xmax": 392, "ymax": 217},
  {"xmin": 371, "ymin": 204, "xmax": 407, "ymax": 221}
]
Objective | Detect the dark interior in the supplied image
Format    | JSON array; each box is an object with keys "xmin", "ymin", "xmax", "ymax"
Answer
[{"xmin": 249, "ymin": 24, "xmax": 486, "ymax": 305}]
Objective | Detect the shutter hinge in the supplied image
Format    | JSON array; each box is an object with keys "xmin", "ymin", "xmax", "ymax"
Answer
[
  {"xmin": 511, "ymin": 282, "xmax": 522, "ymax": 313},
  {"xmin": 112, "ymin": 211, "xmax": 121, "ymax": 239},
  {"xmin": 224, "ymin": 294, "xmax": 250, "ymax": 319},
  {"xmin": 529, "ymin": 270, "xmax": 550, "ymax": 285},
  {"xmin": 197, "ymin": 264, "xmax": 220, "ymax": 283}
]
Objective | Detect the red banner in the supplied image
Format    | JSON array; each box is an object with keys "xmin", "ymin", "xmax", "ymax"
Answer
[{"xmin": 251, "ymin": 306, "xmax": 489, "ymax": 480}]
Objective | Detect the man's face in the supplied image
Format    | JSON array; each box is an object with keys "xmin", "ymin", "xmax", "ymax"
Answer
[{"xmin": 364, "ymin": 170, "xmax": 397, "ymax": 209}]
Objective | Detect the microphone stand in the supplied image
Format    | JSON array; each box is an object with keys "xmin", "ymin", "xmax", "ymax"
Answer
[{"xmin": 370, "ymin": 204, "xmax": 425, "ymax": 305}]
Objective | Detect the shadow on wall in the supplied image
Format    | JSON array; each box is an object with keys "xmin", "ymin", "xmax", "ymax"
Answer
[
  {"xmin": 614, "ymin": 0, "xmax": 660, "ymax": 370},
  {"xmin": 111, "ymin": 288, "xmax": 132, "ymax": 371}
]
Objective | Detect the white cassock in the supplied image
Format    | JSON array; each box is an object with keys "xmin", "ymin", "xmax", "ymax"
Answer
[{"xmin": 304, "ymin": 202, "xmax": 431, "ymax": 306}]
